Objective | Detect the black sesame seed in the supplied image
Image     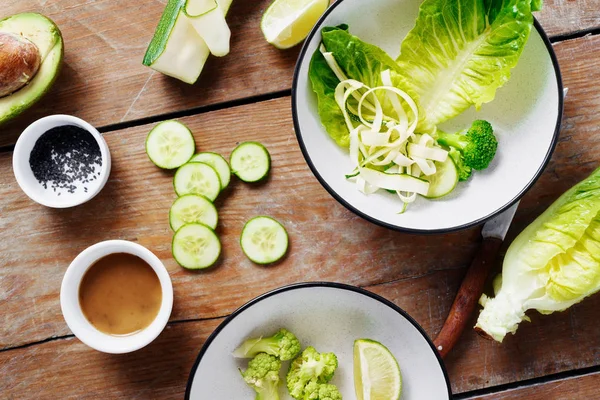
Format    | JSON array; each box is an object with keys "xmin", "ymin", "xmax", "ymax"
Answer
[{"xmin": 29, "ymin": 125, "xmax": 102, "ymax": 194}]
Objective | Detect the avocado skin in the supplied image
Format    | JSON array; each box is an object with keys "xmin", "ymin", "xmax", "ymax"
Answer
[{"xmin": 0, "ymin": 13, "xmax": 64, "ymax": 126}]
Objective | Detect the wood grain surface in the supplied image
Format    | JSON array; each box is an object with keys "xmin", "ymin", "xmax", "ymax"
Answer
[
  {"xmin": 1, "ymin": 272, "xmax": 599, "ymax": 397},
  {"xmin": 1, "ymin": 0, "xmax": 600, "ymax": 398},
  {"xmin": 0, "ymin": 96, "xmax": 480, "ymax": 350},
  {"xmin": 1, "ymin": 32, "xmax": 600, "ymax": 396},
  {"xmin": 0, "ymin": 0, "xmax": 598, "ymax": 147},
  {"xmin": 466, "ymin": 372, "xmax": 600, "ymax": 399}
]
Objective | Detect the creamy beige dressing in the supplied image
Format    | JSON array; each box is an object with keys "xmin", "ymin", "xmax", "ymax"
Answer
[{"xmin": 79, "ymin": 253, "xmax": 162, "ymax": 335}]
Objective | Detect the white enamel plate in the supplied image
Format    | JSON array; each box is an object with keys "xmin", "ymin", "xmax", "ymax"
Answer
[
  {"xmin": 292, "ymin": 0, "xmax": 563, "ymax": 233},
  {"xmin": 185, "ymin": 283, "xmax": 451, "ymax": 399}
]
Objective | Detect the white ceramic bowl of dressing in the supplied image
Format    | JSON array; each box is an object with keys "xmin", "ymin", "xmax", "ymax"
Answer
[
  {"xmin": 13, "ymin": 114, "xmax": 111, "ymax": 208},
  {"xmin": 60, "ymin": 240, "xmax": 173, "ymax": 354}
]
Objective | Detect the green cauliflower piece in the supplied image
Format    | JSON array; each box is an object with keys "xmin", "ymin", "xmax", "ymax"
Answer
[
  {"xmin": 286, "ymin": 346, "xmax": 338, "ymax": 399},
  {"xmin": 303, "ymin": 380, "xmax": 342, "ymax": 400},
  {"xmin": 437, "ymin": 120, "xmax": 498, "ymax": 172},
  {"xmin": 240, "ymin": 353, "xmax": 282, "ymax": 400},
  {"xmin": 233, "ymin": 328, "xmax": 301, "ymax": 361}
]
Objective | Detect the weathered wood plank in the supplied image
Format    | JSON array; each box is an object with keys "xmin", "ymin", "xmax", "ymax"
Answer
[
  {"xmin": 0, "ymin": 95, "xmax": 481, "ymax": 349},
  {"xmin": 0, "ymin": 0, "xmax": 301, "ymax": 147},
  {"xmin": 370, "ymin": 279, "xmax": 600, "ymax": 394},
  {"xmin": 536, "ymin": 0, "xmax": 600, "ymax": 38},
  {"xmin": 2, "ymin": 33, "xmax": 600, "ymax": 350},
  {"xmin": 0, "ymin": 0, "xmax": 597, "ymax": 147},
  {"xmin": 467, "ymin": 372, "xmax": 600, "ymax": 399},
  {"xmin": 1, "ymin": 271, "xmax": 599, "ymax": 397}
]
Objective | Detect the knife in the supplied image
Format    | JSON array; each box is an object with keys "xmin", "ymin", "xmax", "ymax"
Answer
[{"xmin": 434, "ymin": 201, "xmax": 519, "ymax": 358}]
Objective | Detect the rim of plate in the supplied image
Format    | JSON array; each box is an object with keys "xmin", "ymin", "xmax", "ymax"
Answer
[
  {"xmin": 291, "ymin": 0, "xmax": 564, "ymax": 235},
  {"xmin": 184, "ymin": 282, "xmax": 452, "ymax": 399}
]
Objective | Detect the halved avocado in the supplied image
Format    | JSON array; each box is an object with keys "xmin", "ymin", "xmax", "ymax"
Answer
[{"xmin": 0, "ymin": 13, "xmax": 63, "ymax": 125}]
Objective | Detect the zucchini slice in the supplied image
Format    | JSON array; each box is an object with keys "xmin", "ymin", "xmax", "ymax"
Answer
[
  {"xmin": 190, "ymin": 152, "xmax": 231, "ymax": 190},
  {"xmin": 172, "ymin": 223, "xmax": 221, "ymax": 269},
  {"xmin": 146, "ymin": 120, "xmax": 195, "ymax": 169},
  {"xmin": 230, "ymin": 142, "xmax": 271, "ymax": 183},
  {"xmin": 142, "ymin": 0, "xmax": 233, "ymax": 83},
  {"xmin": 184, "ymin": 0, "xmax": 231, "ymax": 57},
  {"xmin": 240, "ymin": 216, "xmax": 288, "ymax": 264},
  {"xmin": 169, "ymin": 194, "xmax": 218, "ymax": 231},
  {"xmin": 424, "ymin": 157, "xmax": 459, "ymax": 199},
  {"xmin": 173, "ymin": 162, "xmax": 221, "ymax": 200}
]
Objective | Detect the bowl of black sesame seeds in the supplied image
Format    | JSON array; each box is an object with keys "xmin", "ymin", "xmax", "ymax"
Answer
[{"xmin": 13, "ymin": 115, "xmax": 111, "ymax": 208}]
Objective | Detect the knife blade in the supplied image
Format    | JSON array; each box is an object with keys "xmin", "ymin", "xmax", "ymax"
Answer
[
  {"xmin": 434, "ymin": 203, "xmax": 520, "ymax": 358},
  {"xmin": 482, "ymin": 201, "xmax": 520, "ymax": 240}
]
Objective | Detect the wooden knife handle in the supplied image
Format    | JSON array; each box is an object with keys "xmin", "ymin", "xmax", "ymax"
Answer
[{"xmin": 434, "ymin": 237, "xmax": 502, "ymax": 358}]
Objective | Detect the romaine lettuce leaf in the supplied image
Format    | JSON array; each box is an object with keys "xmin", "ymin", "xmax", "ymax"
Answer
[
  {"xmin": 476, "ymin": 167, "xmax": 600, "ymax": 342},
  {"xmin": 396, "ymin": 0, "xmax": 542, "ymax": 127},
  {"xmin": 308, "ymin": 27, "xmax": 351, "ymax": 147},
  {"xmin": 308, "ymin": 25, "xmax": 403, "ymax": 148}
]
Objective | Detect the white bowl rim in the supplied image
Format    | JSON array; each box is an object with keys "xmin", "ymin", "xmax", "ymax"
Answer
[
  {"xmin": 12, "ymin": 114, "xmax": 111, "ymax": 208},
  {"xmin": 184, "ymin": 281, "xmax": 452, "ymax": 398},
  {"xmin": 291, "ymin": 1, "xmax": 564, "ymax": 234}
]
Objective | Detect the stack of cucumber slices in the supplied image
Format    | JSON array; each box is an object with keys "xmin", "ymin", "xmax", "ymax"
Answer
[{"xmin": 145, "ymin": 120, "xmax": 289, "ymax": 269}]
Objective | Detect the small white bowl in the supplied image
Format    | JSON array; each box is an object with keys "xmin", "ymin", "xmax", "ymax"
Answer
[
  {"xmin": 60, "ymin": 240, "xmax": 173, "ymax": 354},
  {"xmin": 13, "ymin": 114, "xmax": 111, "ymax": 208}
]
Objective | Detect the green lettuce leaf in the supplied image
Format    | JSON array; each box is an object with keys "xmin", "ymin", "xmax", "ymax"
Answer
[
  {"xmin": 308, "ymin": 25, "xmax": 402, "ymax": 148},
  {"xmin": 396, "ymin": 0, "xmax": 542, "ymax": 128},
  {"xmin": 476, "ymin": 166, "xmax": 600, "ymax": 342},
  {"xmin": 308, "ymin": 27, "xmax": 350, "ymax": 147}
]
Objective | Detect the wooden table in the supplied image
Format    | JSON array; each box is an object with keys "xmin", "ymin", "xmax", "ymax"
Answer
[{"xmin": 1, "ymin": 1, "xmax": 599, "ymax": 398}]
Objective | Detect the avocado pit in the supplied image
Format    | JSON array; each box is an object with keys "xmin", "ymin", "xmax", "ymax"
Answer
[{"xmin": 0, "ymin": 32, "xmax": 41, "ymax": 98}]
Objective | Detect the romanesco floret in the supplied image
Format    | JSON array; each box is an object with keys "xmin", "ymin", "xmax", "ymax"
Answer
[
  {"xmin": 286, "ymin": 346, "xmax": 338, "ymax": 399},
  {"xmin": 240, "ymin": 353, "xmax": 282, "ymax": 400},
  {"xmin": 436, "ymin": 120, "xmax": 498, "ymax": 172},
  {"xmin": 303, "ymin": 380, "xmax": 342, "ymax": 400},
  {"xmin": 233, "ymin": 328, "xmax": 301, "ymax": 361}
]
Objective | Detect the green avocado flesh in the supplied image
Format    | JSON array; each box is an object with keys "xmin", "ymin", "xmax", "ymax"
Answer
[{"xmin": 0, "ymin": 13, "xmax": 63, "ymax": 125}]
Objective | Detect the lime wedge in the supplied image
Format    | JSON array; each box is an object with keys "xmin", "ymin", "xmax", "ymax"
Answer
[
  {"xmin": 354, "ymin": 339, "xmax": 402, "ymax": 400},
  {"xmin": 260, "ymin": 0, "xmax": 329, "ymax": 49}
]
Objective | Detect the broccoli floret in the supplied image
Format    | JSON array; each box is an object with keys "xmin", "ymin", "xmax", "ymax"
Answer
[
  {"xmin": 303, "ymin": 380, "xmax": 342, "ymax": 400},
  {"xmin": 286, "ymin": 347, "xmax": 339, "ymax": 399},
  {"xmin": 240, "ymin": 353, "xmax": 282, "ymax": 400},
  {"xmin": 233, "ymin": 328, "xmax": 301, "ymax": 361},
  {"xmin": 448, "ymin": 147, "xmax": 472, "ymax": 181},
  {"xmin": 436, "ymin": 120, "xmax": 498, "ymax": 171}
]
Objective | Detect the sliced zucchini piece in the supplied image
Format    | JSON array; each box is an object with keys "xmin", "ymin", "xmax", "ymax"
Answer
[
  {"xmin": 424, "ymin": 157, "xmax": 459, "ymax": 199},
  {"xmin": 174, "ymin": 162, "xmax": 221, "ymax": 200},
  {"xmin": 230, "ymin": 142, "xmax": 271, "ymax": 183},
  {"xmin": 240, "ymin": 216, "xmax": 288, "ymax": 264},
  {"xmin": 142, "ymin": 0, "xmax": 233, "ymax": 84},
  {"xmin": 172, "ymin": 223, "xmax": 221, "ymax": 269},
  {"xmin": 170, "ymin": 194, "xmax": 218, "ymax": 231},
  {"xmin": 146, "ymin": 120, "xmax": 195, "ymax": 169},
  {"xmin": 185, "ymin": 0, "xmax": 231, "ymax": 57},
  {"xmin": 190, "ymin": 152, "xmax": 231, "ymax": 190}
]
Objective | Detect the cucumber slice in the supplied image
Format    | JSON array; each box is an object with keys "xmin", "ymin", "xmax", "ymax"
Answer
[
  {"xmin": 146, "ymin": 120, "xmax": 195, "ymax": 169},
  {"xmin": 191, "ymin": 152, "xmax": 231, "ymax": 190},
  {"xmin": 230, "ymin": 142, "xmax": 271, "ymax": 182},
  {"xmin": 424, "ymin": 157, "xmax": 459, "ymax": 198},
  {"xmin": 142, "ymin": 0, "xmax": 233, "ymax": 84},
  {"xmin": 240, "ymin": 216, "xmax": 288, "ymax": 264},
  {"xmin": 172, "ymin": 223, "xmax": 221, "ymax": 269},
  {"xmin": 169, "ymin": 194, "xmax": 218, "ymax": 231},
  {"xmin": 174, "ymin": 162, "xmax": 221, "ymax": 200}
]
